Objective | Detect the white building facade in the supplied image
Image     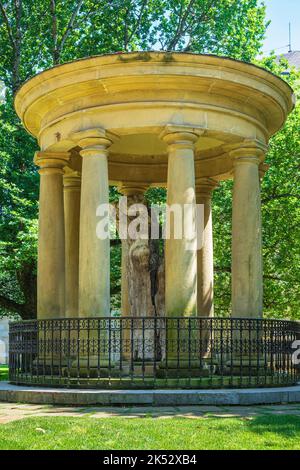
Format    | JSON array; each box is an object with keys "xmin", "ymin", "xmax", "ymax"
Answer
[{"xmin": 0, "ymin": 318, "xmax": 9, "ymax": 364}]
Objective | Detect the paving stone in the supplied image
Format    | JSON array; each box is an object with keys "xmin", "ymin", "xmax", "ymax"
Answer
[
  {"xmin": 1, "ymin": 381, "xmax": 300, "ymax": 406},
  {"xmin": 1, "ymin": 402, "xmax": 300, "ymax": 422}
]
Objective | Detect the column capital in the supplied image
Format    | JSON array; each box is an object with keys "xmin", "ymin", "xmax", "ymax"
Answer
[
  {"xmin": 118, "ymin": 183, "xmax": 149, "ymax": 196},
  {"xmin": 34, "ymin": 151, "xmax": 70, "ymax": 175},
  {"xmin": 63, "ymin": 170, "xmax": 81, "ymax": 191},
  {"xmin": 228, "ymin": 140, "xmax": 268, "ymax": 165},
  {"xmin": 160, "ymin": 125, "xmax": 204, "ymax": 149},
  {"xmin": 195, "ymin": 177, "xmax": 219, "ymax": 197},
  {"xmin": 70, "ymin": 128, "xmax": 118, "ymax": 157}
]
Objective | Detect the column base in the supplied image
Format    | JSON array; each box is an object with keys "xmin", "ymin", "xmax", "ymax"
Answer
[
  {"xmin": 157, "ymin": 357, "xmax": 213, "ymax": 378},
  {"xmin": 65, "ymin": 356, "xmax": 116, "ymax": 378},
  {"xmin": 71, "ymin": 355, "xmax": 114, "ymax": 368},
  {"xmin": 216, "ymin": 355, "xmax": 272, "ymax": 376},
  {"xmin": 32, "ymin": 355, "xmax": 71, "ymax": 371}
]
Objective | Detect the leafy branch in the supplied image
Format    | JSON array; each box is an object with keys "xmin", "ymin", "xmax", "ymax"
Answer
[
  {"xmin": 50, "ymin": 0, "xmax": 84, "ymax": 64},
  {"xmin": 0, "ymin": 0, "xmax": 22, "ymax": 92}
]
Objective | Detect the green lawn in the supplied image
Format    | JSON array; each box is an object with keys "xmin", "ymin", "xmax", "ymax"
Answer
[
  {"xmin": 0, "ymin": 415, "xmax": 300, "ymax": 450},
  {"xmin": 0, "ymin": 365, "xmax": 8, "ymax": 381}
]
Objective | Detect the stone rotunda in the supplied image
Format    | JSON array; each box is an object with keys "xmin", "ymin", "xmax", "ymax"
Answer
[{"xmin": 10, "ymin": 51, "xmax": 297, "ymax": 388}]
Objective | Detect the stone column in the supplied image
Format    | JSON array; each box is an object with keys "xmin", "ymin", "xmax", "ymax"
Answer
[
  {"xmin": 161, "ymin": 129, "xmax": 198, "ymax": 318},
  {"xmin": 34, "ymin": 152, "xmax": 70, "ymax": 319},
  {"xmin": 160, "ymin": 127, "xmax": 199, "ymax": 370},
  {"xmin": 72, "ymin": 129, "xmax": 112, "ymax": 318},
  {"xmin": 63, "ymin": 170, "xmax": 81, "ymax": 317},
  {"xmin": 230, "ymin": 145, "xmax": 265, "ymax": 318},
  {"xmin": 195, "ymin": 178, "xmax": 218, "ymax": 318}
]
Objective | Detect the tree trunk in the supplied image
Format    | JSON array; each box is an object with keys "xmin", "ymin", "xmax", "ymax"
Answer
[{"xmin": 120, "ymin": 193, "xmax": 165, "ymax": 361}]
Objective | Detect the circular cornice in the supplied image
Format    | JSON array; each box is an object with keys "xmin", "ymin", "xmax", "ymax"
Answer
[{"xmin": 14, "ymin": 51, "xmax": 295, "ymax": 146}]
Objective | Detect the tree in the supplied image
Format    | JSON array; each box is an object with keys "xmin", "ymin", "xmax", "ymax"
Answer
[{"xmin": 0, "ymin": 0, "xmax": 268, "ymax": 90}]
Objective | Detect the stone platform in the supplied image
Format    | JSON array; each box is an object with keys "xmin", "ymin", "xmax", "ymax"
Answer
[{"xmin": 1, "ymin": 382, "xmax": 300, "ymax": 406}]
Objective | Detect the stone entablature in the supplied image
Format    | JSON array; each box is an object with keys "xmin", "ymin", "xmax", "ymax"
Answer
[{"xmin": 15, "ymin": 52, "xmax": 294, "ymax": 187}]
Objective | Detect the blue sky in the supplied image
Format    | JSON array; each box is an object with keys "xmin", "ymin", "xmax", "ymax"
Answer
[{"xmin": 262, "ymin": 0, "xmax": 300, "ymax": 55}]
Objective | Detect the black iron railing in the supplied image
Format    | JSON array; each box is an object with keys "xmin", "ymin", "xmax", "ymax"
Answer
[{"xmin": 9, "ymin": 317, "xmax": 300, "ymax": 389}]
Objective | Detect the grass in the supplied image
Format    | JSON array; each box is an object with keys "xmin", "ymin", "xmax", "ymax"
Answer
[
  {"xmin": 0, "ymin": 365, "xmax": 8, "ymax": 381},
  {"xmin": 0, "ymin": 415, "xmax": 300, "ymax": 450}
]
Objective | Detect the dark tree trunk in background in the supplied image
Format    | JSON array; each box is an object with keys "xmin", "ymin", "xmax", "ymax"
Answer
[{"xmin": 0, "ymin": 261, "xmax": 37, "ymax": 319}]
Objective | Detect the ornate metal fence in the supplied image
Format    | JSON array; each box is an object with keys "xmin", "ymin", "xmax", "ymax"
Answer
[{"xmin": 9, "ymin": 317, "xmax": 300, "ymax": 389}]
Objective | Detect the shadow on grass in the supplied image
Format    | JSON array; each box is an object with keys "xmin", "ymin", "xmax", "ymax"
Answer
[
  {"xmin": 246, "ymin": 414, "xmax": 300, "ymax": 439},
  {"xmin": 1, "ymin": 414, "xmax": 300, "ymax": 450}
]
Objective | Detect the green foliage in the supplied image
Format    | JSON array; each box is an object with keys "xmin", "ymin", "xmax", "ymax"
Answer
[
  {"xmin": 152, "ymin": 0, "xmax": 268, "ymax": 61},
  {"xmin": 212, "ymin": 180, "xmax": 233, "ymax": 316},
  {"xmin": 110, "ymin": 243, "xmax": 121, "ymax": 311},
  {"xmin": 0, "ymin": 364, "xmax": 8, "ymax": 381},
  {"xmin": 0, "ymin": 1, "xmax": 268, "ymax": 89},
  {"xmin": 0, "ymin": 96, "xmax": 38, "ymax": 318}
]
